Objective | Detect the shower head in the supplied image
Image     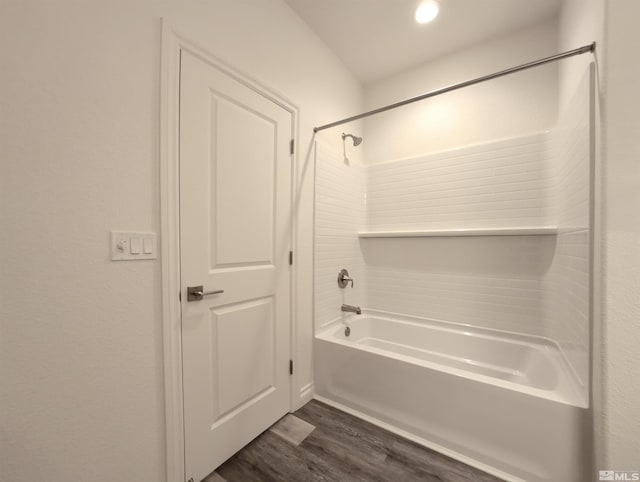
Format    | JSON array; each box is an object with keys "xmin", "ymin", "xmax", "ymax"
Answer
[
  {"xmin": 342, "ymin": 133, "xmax": 363, "ymax": 146},
  {"xmin": 341, "ymin": 132, "xmax": 362, "ymax": 164}
]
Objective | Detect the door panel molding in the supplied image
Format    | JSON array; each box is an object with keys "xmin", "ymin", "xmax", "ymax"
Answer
[{"xmin": 160, "ymin": 21, "xmax": 299, "ymax": 482}]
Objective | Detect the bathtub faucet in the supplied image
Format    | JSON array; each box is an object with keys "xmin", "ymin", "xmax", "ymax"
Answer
[{"xmin": 341, "ymin": 304, "xmax": 362, "ymax": 315}]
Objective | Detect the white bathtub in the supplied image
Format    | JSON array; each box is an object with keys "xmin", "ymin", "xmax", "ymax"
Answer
[{"xmin": 314, "ymin": 312, "xmax": 590, "ymax": 482}]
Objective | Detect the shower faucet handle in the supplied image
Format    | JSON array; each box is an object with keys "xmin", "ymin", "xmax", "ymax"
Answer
[{"xmin": 337, "ymin": 269, "xmax": 354, "ymax": 289}]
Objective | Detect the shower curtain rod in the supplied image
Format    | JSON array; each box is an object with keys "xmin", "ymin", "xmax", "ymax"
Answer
[{"xmin": 313, "ymin": 42, "xmax": 595, "ymax": 133}]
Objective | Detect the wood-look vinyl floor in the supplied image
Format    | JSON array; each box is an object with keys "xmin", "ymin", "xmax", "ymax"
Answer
[{"xmin": 206, "ymin": 399, "xmax": 504, "ymax": 482}]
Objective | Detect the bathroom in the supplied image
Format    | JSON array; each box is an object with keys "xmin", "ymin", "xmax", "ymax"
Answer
[
  {"xmin": 313, "ymin": 1, "xmax": 592, "ymax": 480},
  {"xmin": 1, "ymin": 1, "xmax": 639, "ymax": 482}
]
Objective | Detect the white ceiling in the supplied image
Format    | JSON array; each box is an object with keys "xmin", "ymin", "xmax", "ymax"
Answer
[{"xmin": 284, "ymin": 0, "xmax": 562, "ymax": 84}]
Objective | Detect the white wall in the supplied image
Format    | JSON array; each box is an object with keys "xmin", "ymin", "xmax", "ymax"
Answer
[
  {"xmin": 558, "ymin": 0, "xmax": 603, "ymax": 111},
  {"xmin": 560, "ymin": 0, "xmax": 640, "ymax": 472},
  {"xmin": 363, "ymin": 20, "xmax": 558, "ymax": 163},
  {"xmin": 0, "ymin": 1, "xmax": 363, "ymax": 481},
  {"xmin": 600, "ymin": 0, "xmax": 640, "ymax": 469}
]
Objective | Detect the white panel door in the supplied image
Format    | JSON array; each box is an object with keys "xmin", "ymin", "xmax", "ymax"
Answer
[{"xmin": 179, "ymin": 50, "xmax": 292, "ymax": 482}]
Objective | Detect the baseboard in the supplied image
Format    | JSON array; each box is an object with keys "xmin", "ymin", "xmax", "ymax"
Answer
[{"xmin": 296, "ymin": 382, "xmax": 314, "ymax": 409}]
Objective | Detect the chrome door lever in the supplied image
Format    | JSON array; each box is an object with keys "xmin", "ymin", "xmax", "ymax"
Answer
[{"xmin": 187, "ymin": 285, "xmax": 224, "ymax": 301}]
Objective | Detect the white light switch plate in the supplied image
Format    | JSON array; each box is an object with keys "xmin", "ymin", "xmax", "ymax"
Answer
[{"xmin": 111, "ymin": 231, "xmax": 157, "ymax": 261}]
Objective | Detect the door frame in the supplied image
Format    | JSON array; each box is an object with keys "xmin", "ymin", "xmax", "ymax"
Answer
[{"xmin": 160, "ymin": 21, "xmax": 299, "ymax": 482}]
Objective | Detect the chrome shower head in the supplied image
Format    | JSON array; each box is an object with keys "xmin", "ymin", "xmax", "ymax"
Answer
[{"xmin": 342, "ymin": 133, "xmax": 363, "ymax": 146}]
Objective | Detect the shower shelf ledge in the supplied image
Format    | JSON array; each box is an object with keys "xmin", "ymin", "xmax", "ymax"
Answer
[{"xmin": 358, "ymin": 226, "xmax": 559, "ymax": 238}]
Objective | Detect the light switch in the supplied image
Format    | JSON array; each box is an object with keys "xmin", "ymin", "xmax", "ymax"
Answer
[
  {"xmin": 111, "ymin": 231, "xmax": 157, "ymax": 261},
  {"xmin": 143, "ymin": 237, "xmax": 154, "ymax": 254},
  {"xmin": 130, "ymin": 237, "xmax": 141, "ymax": 254}
]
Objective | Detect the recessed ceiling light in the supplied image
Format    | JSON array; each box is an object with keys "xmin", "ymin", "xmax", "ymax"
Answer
[{"xmin": 415, "ymin": 0, "xmax": 440, "ymax": 24}]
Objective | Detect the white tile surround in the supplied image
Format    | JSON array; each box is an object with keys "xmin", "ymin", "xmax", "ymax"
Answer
[
  {"xmin": 314, "ymin": 68, "xmax": 593, "ymax": 401},
  {"xmin": 366, "ymin": 132, "xmax": 554, "ymax": 231},
  {"xmin": 542, "ymin": 67, "xmax": 593, "ymax": 393},
  {"xmin": 361, "ymin": 236, "xmax": 554, "ymax": 334},
  {"xmin": 315, "ymin": 134, "xmax": 560, "ymax": 333},
  {"xmin": 314, "ymin": 142, "xmax": 367, "ymax": 329},
  {"xmin": 361, "ymin": 132, "xmax": 558, "ymax": 336}
]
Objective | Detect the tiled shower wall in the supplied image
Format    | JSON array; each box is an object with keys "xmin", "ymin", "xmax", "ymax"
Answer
[
  {"xmin": 314, "ymin": 142, "xmax": 366, "ymax": 329},
  {"xmin": 363, "ymin": 133, "xmax": 555, "ymax": 334},
  {"xmin": 315, "ymin": 134, "xmax": 557, "ymax": 334},
  {"xmin": 365, "ymin": 133, "xmax": 554, "ymax": 231},
  {"xmin": 314, "ymin": 67, "xmax": 592, "ymax": 395},
  {"xmin": 542, "ymin": 66, "xmax": 593, "ymax": 392}
]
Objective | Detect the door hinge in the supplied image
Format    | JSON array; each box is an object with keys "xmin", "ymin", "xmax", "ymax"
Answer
[
  {"xmin": 179, "ymin": 290, "xmax": 182, "ymax": 302},
  {"xmin": 290, "ymin": 139, "xmax": 295, "ymax": 155},
  {"xmin": 289, "ymin": 359, "xmax": 294, "ymax": 375},
  {"xmin": 289, "ymin": 251, "xmax": 293, "ymax": 265}
]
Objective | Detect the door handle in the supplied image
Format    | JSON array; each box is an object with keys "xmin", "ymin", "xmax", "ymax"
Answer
[{"xmin": 187, "ymin": 285, "xmax": 224, "ymax": 302}]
